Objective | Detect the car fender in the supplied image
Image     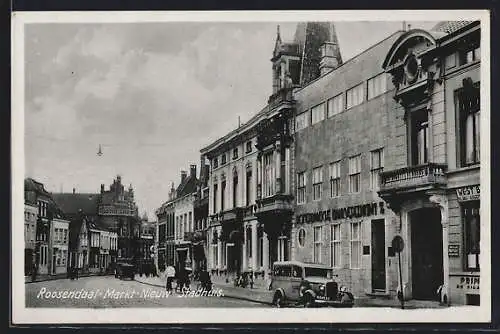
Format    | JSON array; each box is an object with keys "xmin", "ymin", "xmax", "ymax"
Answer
[
  {"xmin": 274, "ymin": 288, "xmax": 286, "ymax": 299},
  {"xmin": 303, "ymin": 289, "xmax": 316, "ymax": 299}
]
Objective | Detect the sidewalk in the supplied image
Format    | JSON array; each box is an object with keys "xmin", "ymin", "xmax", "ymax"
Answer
[
  {"xmin": 134, "ymin": 274, "xmax": 449, "ymax": 309},
  {"xmin": 25, "ymin": 271, "xmax": 112, "ymax": 284},
  {"xmin": 134, "ymin": 274, "xmax": 274, "ymax": 305}
]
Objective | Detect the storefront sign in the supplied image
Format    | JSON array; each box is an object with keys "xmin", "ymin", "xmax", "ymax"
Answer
[
  {"xmin": 296, "ymin": 202, "xmax": 385, "ymax": 224},
  {"xmin": 456, "ymin": 276, "xmax": 480, "ymax": 291},
  {"xmin": 448, "ymin": 244, "xmax": 460, "ymax": 257},
  {"xmin": 456, "ymin": 185, "xmax": 480, "ymax": 202}
]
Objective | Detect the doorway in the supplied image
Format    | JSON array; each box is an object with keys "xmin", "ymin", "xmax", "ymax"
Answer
[
  {"xmin": 371, "ymin": 219, "xmax": 386, "ymax": 292},
  {"xmin": 410, "ymin": 207, "xmax": 443, "ymax": 300}
]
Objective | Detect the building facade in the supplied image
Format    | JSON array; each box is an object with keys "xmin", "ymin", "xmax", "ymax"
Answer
[
  {"xmin": 379, "ymin": 21, "xmax": 481, "ymax": 305},
  {"xmin": 292, "ymin": 30, "xmax": 401, "ymax": 298},
  {"xmin": 24, "ymin": 202, "xmax": 37, "ymax": 275}
]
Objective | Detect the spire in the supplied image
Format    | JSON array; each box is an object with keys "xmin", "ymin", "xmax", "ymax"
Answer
[{"xmin": 276, "ymin": 24, "xmax": 281, "ymax": 41}]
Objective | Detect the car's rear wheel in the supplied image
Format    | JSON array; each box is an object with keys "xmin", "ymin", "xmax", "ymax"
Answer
[{"xmin": 272, "ymin": 291, "xmax": 284, "ymax": 308}]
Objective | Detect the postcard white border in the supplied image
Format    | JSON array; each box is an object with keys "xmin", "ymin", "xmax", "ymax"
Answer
[{"xmin": 12, "ymin": 9, "xmax": 491, "ymax": 324}]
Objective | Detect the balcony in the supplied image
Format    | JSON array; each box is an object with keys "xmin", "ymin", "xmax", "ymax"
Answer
[
  {"xmin": 210, "ymin": 207, "xmax": 244, "ymax": 223},
  {"xmin": 379, "ymin": 163, "xmax": 447, "ymax": 195}
]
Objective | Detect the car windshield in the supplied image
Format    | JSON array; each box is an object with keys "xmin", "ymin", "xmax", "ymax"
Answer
[{"xmin": 304, "ymin": 267, "xmax": 331, "ymax": 278}]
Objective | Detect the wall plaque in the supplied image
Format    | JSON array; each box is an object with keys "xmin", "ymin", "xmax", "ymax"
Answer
[
  {"xmin": 456, "ymin": 185, "xmax": 480, "ymax": 202},
  {"xmin": 448, "ymin": 244, "xmax": 460, "ymax": 257}
]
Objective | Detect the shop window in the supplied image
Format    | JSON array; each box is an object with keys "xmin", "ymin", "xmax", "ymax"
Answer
[
  {"xmin": 311, "ymin": 103, "xmax": 326, "ymax": 125},
  {"xmin": 330, "ymin": 224, "xmax": 341, "ymax": 268},
  {"xmin": 295, "ymin": 112, "xmax": 309, "ymax": 132},
  {"xmin": 370, "ymin": 148, "xmax": 384, "ymax": 190},
  {"xmin": 410, "ymin": 109, "xmax": 429, "ymax": 165},
  {"xmin": 348, "ymin": 155, "xmax": 361, "ymax": 193},
  {"xmin": 350, "ymin": 222, "xmax": 361, "ymax": 269},
  {"xmin": 312, "ymin": 166, "xmax": 323, "ymax": 201},
  {"xmin": 327, "ymin": 94, "xmax": 344, "ymax": 118},
  {"xmin": 463, "ymin": 202, "xmax": 480, "ymax": 271},
  {"xmin": 297, "ymin": 172, "xmax": 306, "ymax": 204},
  {"xmin": 457, "ymin": 80, "xmax": 480, "ymax": 166},
  {"xmin": 329, "ymin": 161, "xmax": 341, "ymax": 198},
  {"xmin": 313, "ymin": 226, "xmax": 323, "ymax": 263}
]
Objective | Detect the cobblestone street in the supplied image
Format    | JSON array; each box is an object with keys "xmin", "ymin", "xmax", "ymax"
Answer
[{"xmin": 25, "ymin": 276, "xmax": 268, "ymax": 308}]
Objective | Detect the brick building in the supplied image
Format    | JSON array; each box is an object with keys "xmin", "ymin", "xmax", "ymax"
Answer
[{"xmin": 291, "ymin": 31, "xmax": 401, "ymax": 298}]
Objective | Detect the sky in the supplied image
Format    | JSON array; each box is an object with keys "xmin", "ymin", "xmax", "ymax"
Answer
[{"xmin": 24, "ymin": 20, "xmax": 438, "ymax": 220}]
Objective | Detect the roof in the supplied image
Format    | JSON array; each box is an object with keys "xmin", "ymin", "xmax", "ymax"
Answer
[
  {"xmin": 432, "ymin": 21, "xmax": 475, "ymax": 34},
  {"xmin": 52, "ymin": 193, "xmax": 100, "ymax": 216},
  {"xmin": 176, "ymin": 174, "xmax": 198, "ymax": 198}
]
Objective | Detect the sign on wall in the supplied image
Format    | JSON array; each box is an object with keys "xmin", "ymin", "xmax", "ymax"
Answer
[
  {"xmin": 456, "ymin": 185, "xmax": 480, "ymax": 202},
  {"xmin": 448, "ymin": 244, "xmax": 460, "ymax": 257},
  {"xmin": 296, "ymin": 201, "xmax": 385, "ymax": 224}
]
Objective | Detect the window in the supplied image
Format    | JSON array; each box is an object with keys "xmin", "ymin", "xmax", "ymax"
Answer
[
  {"xmin": 350, "ymin": 222, "xmax": 361, "ymax": 268},
  {"xmin": 297, "ymin": 172, "xmax": 306, "ymax": 204},
  {"xmin": 295, "ymin": 112, "xmax": 309, "ymax": 132},
  {"xmin": 311, "ymin": 103, "xmax": 326, "ymax": 125},
  {"xmin": 246, "ymin": 170, "xmax": 253, "ymax": 206},
  {"xmin": 277, "ymin": 237, "xmax": 288, "ymax": 262},
  {"xmin": 189, "ymin": 212, "xmax": 192, "ymax": 231},
  {"xmin": 233, "ymin": 148, "xmax": 238, "ymax": 160},
  {"xmin": 346, "ymin": 83, "xmax": 364, "ymax": 109},
  {"xmin": 63, "ymin": 228, "xmax": 68, "ymax": 243},
  {"xmin": 213, "ymin": 158, "xmax": 218, "ymax": 169},
  {"xmin": 312, "ymin": 166, "xmax": 323, "ymax": 201},
  {"xmin": 213, "ymin": 183, "xmax": 218, "ymax": 213},
  {"xmin": 460, "ymin": 45, "xmax": 481, "ymax": 65},
  {"xmin": 233, "ymin": 172, "xmax": 239, "ymax": 208},
  {"xmin": 348, "ymin": 155, "xmax": 361, "ymax": 193},
  {"xmin": 370, "ymin": 149, "xmax": 384, "ymax": 190},
  {"xmin": 246, "ymin": 141, "xmax": 253, "ymax": 153},
  {"xmin": 327, "ymin": 94, "xmax": 344, "ymax": 117},
  {"xmin": 411, "ymin": 110, "xmax": 429, "ymax": 165},
  {"xmin": 329, "ymin": 161, "xmax": 341, "ymax": 197},
  {"xmin": 368, "ymin": 73, "xmax": 388, "ymax": 99},
  {"xmin": 221, "ymin": 154, "xmax": 227, "ymax": 165},
  {"xmin": 263, "ymin": 153, "xmax": 275, "ymax": 198},
  {"xmin": 221, "ymin": 180, "xmax": 226, "ymax": 211},
  {"xmin": 330, "ymin": 224, "xmax": 341, "ymax": 268},
  {"xmin": 458, "ymin": 82, "xmax": 480, "ymax": 166},
  {"xmin": 297, "ymin": 228, "xmax": 306, "ymax": 248},
  {"xmin": 463, "ymin": 202, "xmax": 480, "ymax": 271},
  {"xmin": 313, "ymin": 226, "xmax": 323, "ymax": 263}
]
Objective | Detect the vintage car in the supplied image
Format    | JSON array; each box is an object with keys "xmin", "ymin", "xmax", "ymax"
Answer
[
  {"xmin": 114, "ymin": 259, "xmax": 136, "ymax": 280},
  {"xmin": 270, "ymin": 261, "xmax": 354, "ymax": 308}
]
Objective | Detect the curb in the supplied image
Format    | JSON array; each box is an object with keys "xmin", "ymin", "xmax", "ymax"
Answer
[
  {"xmin": 133, "ymin": 278, "xmax": 272, "ymax": 306},
  {"xmin": 25, "ymin": 273, "xmax": 113, "ymax": 284}
]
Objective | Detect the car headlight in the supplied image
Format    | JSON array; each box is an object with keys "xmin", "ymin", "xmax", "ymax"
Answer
[
  {"xmin": 340, "ymin": 285, "xmax": 347, "ymax": 292},
  {"xmin": 319, "ymin": 284, "xmax": 325, "ymax": 291}
]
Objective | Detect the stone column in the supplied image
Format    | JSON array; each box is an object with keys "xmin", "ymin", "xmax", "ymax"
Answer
[
  {"xmin": 242, "ymin": 225, "xmax": 247, "ymax": 271},
  {"xmin": 217, "ymin": 231, "xmax": 222, "ymax": 270},
  {"xmin": 251, "ymin": 222, "xmax": 258, "ymax": 271},
  {"xmin": 263, "ymin": 231, "xmax": 270, "ymax": 278},
  {"xmin": 429, "ymin": 193, "xmax": 450, "ymax": 305}
]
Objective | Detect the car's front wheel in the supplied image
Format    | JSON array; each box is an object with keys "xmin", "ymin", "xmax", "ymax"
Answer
[
  {"xmin": 303, "ymin": 293, "xmax": 314, "ymax": 308},
  {"xmin": 272, "ymin": 291, "xmax": 284, "ymax": 308}
]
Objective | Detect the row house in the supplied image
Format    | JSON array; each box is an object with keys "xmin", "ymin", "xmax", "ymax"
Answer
[
  {"xmin": 24, "ymin": 178, "xmax": 70, "ymax": 277},
  {"xmin": 155, "ymin": 165, "xmax": 199, "ymax": 273}
]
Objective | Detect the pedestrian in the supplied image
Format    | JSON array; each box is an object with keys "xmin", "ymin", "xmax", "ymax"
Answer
[{"xmin": 165, "ymin": 265, "xmax": 175, "ymax": 293}]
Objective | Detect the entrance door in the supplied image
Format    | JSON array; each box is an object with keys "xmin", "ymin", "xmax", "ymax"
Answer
[
  {"xmin": 411, "ymin": 208, "xmax": 443, "ymax": 300},
  {"xmin": 371, "ymin": 219, "xmax": 386, "ymax": 292}
]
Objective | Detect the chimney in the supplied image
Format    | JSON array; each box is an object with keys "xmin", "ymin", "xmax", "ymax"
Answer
[
  {"xmin": 190, "ymin": 164, "xmax": 197, "ymax": 178},
  {"xmin": 181, "ymin": 170, "xmax": 187, "ymax": 184},
  {"xmin": 319, "ymin": 42, "xmax": 341, "ymax": 76}
]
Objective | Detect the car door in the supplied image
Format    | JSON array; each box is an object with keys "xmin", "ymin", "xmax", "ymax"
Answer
[{"xmin": 289, "ymin": 265, "xmax": 303, "ymax": 301}]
